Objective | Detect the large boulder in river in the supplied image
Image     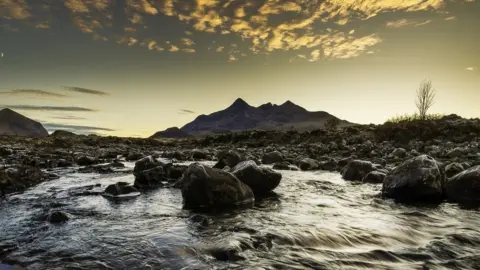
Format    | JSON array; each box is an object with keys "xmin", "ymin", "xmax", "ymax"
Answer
[
  {"xmin": 181, "ymin": 163, "xmax": 254, "ymax": 209},
  {"xmin": 47, "ymin": 211, "xmax": 70, "ymax": 223},
  {"xmin": 133, "ymin": 156, "xmax": 160, "ymax": 174},
  {"xmin": 232, "ymin": 160, "xmax": 282, "ymax": 194},
  {"xmin": 262, "ymin": 151, "xmax": 283, "ymax": 165},
  {"xmin": 445, "ymin": 165, "xmax": 480, "ymax": 204},
  {"xmin": 134, "ymin": 166, "xmax": 166, "ymax": 189},
  {"xmin": 341, "ymin": 160, "xmax": 375, "ymax": 181},
  {"xmin": 382, "ymin": 155, "xmax": 445, "ymax": 203},
  {"xmin": 214, "ymin": 150, "xmax": 244, "ymax": 169}
]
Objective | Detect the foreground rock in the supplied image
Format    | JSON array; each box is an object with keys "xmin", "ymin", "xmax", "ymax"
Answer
[
  {"xmin": 104, "ymin": 182, "xmax": 139, "ymax": 197},
  {"xmin": 382, "ymin": 155, "xmax": 445, "ymax": 203},
  {"xmin": 1, "ymin": 166, "xmax": 58, "ymax": 196},
  {"xmin": 341, "ymin": 160, "xmax": 376, "ymax": 181},
  {"xmin": 362, "ymin": 171, "xmax": 386, "ymax": 184},
  {"xmin": 214, "ymin": 150, "xmax": 244, "ymax": 169},
  {"xmin": 133, "ymin": 156, "xmax": 166, "ymax": 189},
  {"xmin": 445, "ymin": 165, "xmax": 480, "ymax": 204},
  {"xmin": 181, "ymin": 163, "xmax": 254, "ymax": 209},
  {"xmin": 47, "ymin": 211, "xmax": 70, "ymax": 223},
  {"xmin": 232, "ymin": 161, "xmax": 282, "ymax": 195},
  {"xmin": 262, "ymin": 151, "xmax": 283, "ymax": 165}
]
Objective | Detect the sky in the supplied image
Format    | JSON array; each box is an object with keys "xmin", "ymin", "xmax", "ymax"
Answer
[{"xmin": 0, "ymin": 0, "xmax": 479, "ymax": 137}]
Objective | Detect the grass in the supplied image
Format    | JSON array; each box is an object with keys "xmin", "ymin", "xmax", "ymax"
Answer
[{"xmin": 385, "ymin": 113, "xmax": 445, "ymax": 124}]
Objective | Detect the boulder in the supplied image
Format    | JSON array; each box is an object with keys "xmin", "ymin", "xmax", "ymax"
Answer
[
  {"xmin": 213, "ymin": 150, "xmax": 244, "ymax": 169},
  {"xmin": 298, "ymin": 158, "xmax": 319, "ymax": 171},
  {"xmin": 76, "ymin": 156, "xmax": 97, "ymax": 166},
  {"xmin": 163, "ymin": 164, "xmax": 188, "ymax": 180},
  {"xmin": 392, "ymin": 148, "xmax": 407, "ymax": 158},
  {"xmin": 319, "ymin": 159, "xmax": 337, "ymax": 171},
  {"xmin": 47, "ymin": 211, "xmax": 70, "ymax": 223},
  {"xmin": 445, "ymin": 165, "xmax": 480, "ymax": 203},
  {"xmin": 104, "ymin": 182, "xmax": 139, "ymax": 196},
  {"xmin": 445, "ymin": 163, "xmax": 464, "ymax": 178},
  {"xmin": 191, "ymin": 149, "xmax": 210, "ymax": 160},
  {"xmin": 232, "ymin": 160, "xmax": 282, "ymax": 195},
  {"xmin": 262, "ymin": 151, "xmax": 283, "ymax": 165},
  {"xmin": 181, "ymin": 163, "xmax": 254, "ymax": 209},
  {"xmin": 134, "ymin": 166, "xmax": 166, "ymax": 189},
  {"xmin": 382, "ymin": 155, "xmax": 445, "ymax": 203},
  {"xmin": 273, "ymin": 162, "xmax": 299, "ymax": 171},
  {"xmin": 126, "ymin": 152, "xmax": 144, "ymax": 161},
  {"xmin": 133, "ymin": 156, "xmax": 160, "ymax": 174},
  {"xmin": 341, "ymin": 160, "xmax": 375, "ymax": 181},
  {"xmin": 362, "ymin": 171, "xmax": 386, "ymax": 184}
]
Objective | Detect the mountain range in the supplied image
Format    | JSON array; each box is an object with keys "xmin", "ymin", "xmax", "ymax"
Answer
[
  {"xmin": 0, "ymin": 108, "xmax": 49, "ymax": 138},
  {"xmin": 151, "ymin": 98, "xmax": 351, "ymax": 138}
]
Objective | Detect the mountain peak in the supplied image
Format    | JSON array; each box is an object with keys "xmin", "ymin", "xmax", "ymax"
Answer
[{"xmin": 227, "ymin": 98, "xmax": 250, "ymax": 110}]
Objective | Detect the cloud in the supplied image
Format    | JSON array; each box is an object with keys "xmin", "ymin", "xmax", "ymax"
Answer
[
  {"xmin": 466, "ymin": 67, "xmax": 475, "ymax": 71},
  {"xmin": 1, "ymin": 105, "xmax": 97, "ymax": 112},
  {"xmin": 0, "ymin": 89, "xmax": 67, "ymax": 98},
  {"xmin": 2, "ymin": 0, "xmax": 476, "ymax": 62},
  {"xmin": 51, "ymin": 116, "xmax": 87, "ymax": 120},
  {"xmin": 445, "ymin": 16, "xmax": 456, "ymax": 20},
  {"xmin": 178, "ymin": 109, "xmax": 196, "ymax": 114},
  {"xmin": 43, "ymin": 123, "xmax": 114, "ymax": 132},
  {"xmin": 386, "ymin": 19, "xmax": 432, "ymax": 28},
  {"xmin": 64, "ymin": 86, "xmax": 109, "ymax": 96}
]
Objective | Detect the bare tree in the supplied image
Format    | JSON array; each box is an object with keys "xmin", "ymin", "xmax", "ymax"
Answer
[{"xmin": 416, "ymin": 80, "xmax": 436, "ymax": 120}]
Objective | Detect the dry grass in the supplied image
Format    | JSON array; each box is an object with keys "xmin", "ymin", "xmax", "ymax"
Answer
[{"xmin": 385, "ymin": 113, "xmax": 445, "ymax": 124}]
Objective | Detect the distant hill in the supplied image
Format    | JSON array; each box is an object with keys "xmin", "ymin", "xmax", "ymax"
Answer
[
  {"xmin": 150, "ymin": 127, "xmax": 193, "ymax": 139},
  {"xmin": 0, "ymin": 108, "xmax": 49, "ymax": 138},
  {"xmin": 151, "ymin": 98, "xmax": 352, "ymax": 138}
]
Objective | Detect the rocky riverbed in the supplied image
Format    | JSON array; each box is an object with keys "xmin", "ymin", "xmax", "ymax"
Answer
[{"xmin": 1, "ymin": 115, "xmax": 480, "ymax": 269}]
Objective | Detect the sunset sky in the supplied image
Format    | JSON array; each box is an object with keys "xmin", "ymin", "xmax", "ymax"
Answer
[{"xmin": 0, "ymin": 0, "xmax": 479, "ymax": 137}]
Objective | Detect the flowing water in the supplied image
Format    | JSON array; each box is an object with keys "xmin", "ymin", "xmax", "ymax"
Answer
[{"xmin": 1, "ymin": 160, "xmax": 479, "ymax": 270}]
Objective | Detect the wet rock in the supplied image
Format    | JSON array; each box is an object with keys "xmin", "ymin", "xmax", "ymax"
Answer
[
  {"xmin": 319, "ymin": 159, "xmax": 338, "ymax": 171},
  {"xmin": 47, "ymin": 211, "xmax": 70, "ymax": 223},
  {"xmin": 232, "ymin": 160, "xmax": 282, "ymax": 195},
  {"xmin": 134, "ymin": 166, "xmax": 166, "ymax": 189},
  {"xmin": 126, "ymin": 152, "xmax": 144, "ymax": 161},
  {"xmin": 382, "ymin": 155, "xmax": 445, "ymax": 203},
  {"xmin": 362, "ymin": 171, "xmax": 386, "ymax": 184},
  {"xmin": 133, "ymin": 156, "xmax": 161, "ymax": 174},
  {"xmin": 213, "ymin": 150, "xmax": 244, "ymax": 169},
  {"xmin": 1, "ymin": 166, "xmax": 58, "ymax": 195},
  {"xmin": 341, "ymin": 160, "xmax": 375, "ymax": 181},
  {"xmin": 392, "ymin": 148, "xmax": 407, "ymax": 158},
  {"xmin": 262, "ymin": 151, "xmax": 283, "ymax": 165},
  {"xmin": 163, "ymin": 163, "xmax": 188, "ymax": 180},
  {"xmin": 298, "ymin": 158, "xmax": 319, "ymax": 171},
  {"xmin": 104, "ymin": 182, "xmax": 138, "ymax": 196},
  {"xmin": 445, "ymin": 165, "xmax": 480, "ymax": 204},
  {"xmin": 445, "ymin": 163, "xmax": 465, "ymax": 178},
  {"xmin": 163, "ymin": 151, "xmax": 186, "ymax": 161},
  {"xmin": 272, "ymin": 162, "xmax": 295, "ymax": 171},
  {"xmin": 76, "ymin": 156, "xmax": 98, "ymax": 166},
  {"xmin": 189, "ymin": 214, "xmax": 211, "ymax": 227},
  {"xmin": 447, "ymin": 147, "xmax": 464, "ymax": 158},
  {"xmin": 208, "ymin": 246, "xmax": 245, "ymax": 262},
  {"xmin": 191, "ymin": 149, "xmax": 210, "ymax": 160},
  {"xmin": 181, "ymin": 163, "xmax": 254, "ymax": 209}
]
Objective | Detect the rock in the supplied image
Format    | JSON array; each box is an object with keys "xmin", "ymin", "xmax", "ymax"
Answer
[
  {"xmin": 445, "ymin": 163, "xmax": 465, "ymax": 178},
  {"xmin": 126, "ymin": 152, "xmax": 144, "ymax": 161},
  {"xmin": 382, "ymin": 155, "xmax": 445, "ymax": 203},
  {"xmin": 392, "ymin": 148, "xmax": 407, "ymax": 158},
  {"xmin": 181, "ymin": 163, "xmax": 254, "ymax": 209},
  {"xmin": 76, "ymin": 156, "xmax": 97, "ymax": 166},
  {"xmin": 273, "ymin": 162, "xmax": 300, "ymax": 171},
  {"xmin": 362, "ymin": 171, "xmax": 386, "ymax": 184},
  {"xmin": 341, "ymin": 160, "xmax": 375, "ymax": 181},
  {"xmin": 47, "ymin": 211, "xmax": 70, "ymax": 223},
  {"xmin": 133, "ymin": 156, "xmax": 160, "ymax": 174},
  {"xmin": 445, "ymin": 165, "xmax": 480, "ymax": 203},
  {"xmin": 163, "ymin": 164, "xmax": 188, "ymax": 180},
  {"xmin": 1, "ymin": 166, "xmax": 58, "ymax": 195},
  {"xmin": 104, "ymin": 182, "xmax": 138, "ymax": 196},
  {"xmin": 213, "ymin": 150, "xmax": 244, "ymax": 169},
  {"xmin": 298, "ymin": 158, "xmax": 319, "ymax": 171},
  {"xmin": 447, "ymin": 147, "xmax": 464, "ymax": 158},
  {"xmin": 191, "ymin": 149, "xmax": 210, "ymax": 160},
  {"xmin": 319, "ymin": 159, "xmax": 337, "ymax": 171},
  {"xmin": 262, "ymin": 151, "xmax": 283, "ymax": 165},
  {"xmin": 232, "ymin": 160, "xmax": 282, "ymax": 195},
  {"xmin": 134, "ymin": 166, "xmax": 166, "ymax": 189}
]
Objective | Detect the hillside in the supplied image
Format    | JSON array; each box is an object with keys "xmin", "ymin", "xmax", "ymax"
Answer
[{"xmin": 0, "ymin": 108, "xmax": 49, "ymax": 138}]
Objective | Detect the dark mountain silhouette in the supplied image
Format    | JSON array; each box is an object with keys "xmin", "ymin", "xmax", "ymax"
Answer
[
  {"xmin": 0, "ymin": 108, "xmax": 49, "ymax": 138},
  {"xmin": 150, "ymin": 127, "xmax": 192, "ymax": 139},
  {"xmin": 152, "ymin": 98, "xmax": 352, "ymax": 138}
]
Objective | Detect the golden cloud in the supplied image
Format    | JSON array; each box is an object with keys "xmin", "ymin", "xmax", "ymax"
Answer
[{"xmin": 1, "ymin": 0, "xmax": 475, "ymax": 61}]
